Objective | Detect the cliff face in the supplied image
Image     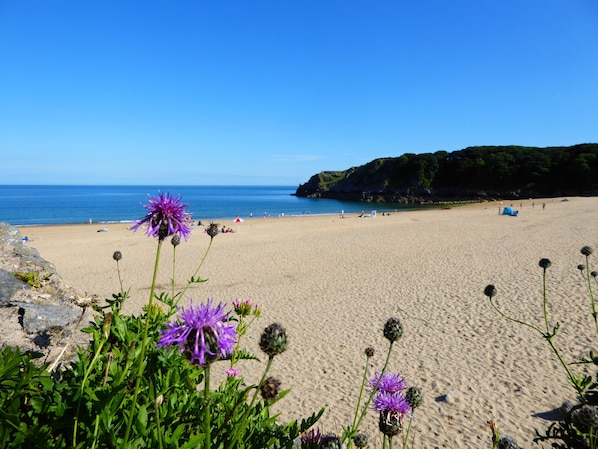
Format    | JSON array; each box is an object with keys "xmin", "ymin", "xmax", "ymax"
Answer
[{"xmin": 295, "ymin": 144, "xmax": 598, "ymax": 203}]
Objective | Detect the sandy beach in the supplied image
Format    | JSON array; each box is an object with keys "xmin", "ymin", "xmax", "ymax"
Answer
[{"xmin": 19, "ymin": 197, "xmax": 598, "ymax": 448}]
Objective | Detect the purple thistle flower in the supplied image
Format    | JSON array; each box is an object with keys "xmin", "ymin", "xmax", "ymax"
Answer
[
  {"xmin": 130, "ymin": 192, "xmax": 192, "ymax": 241},
  {"xmin": 368, "ymin": 372, "xmax": 407, "ymax": 394},
  {"xmin": 157, "ymin": 299, "xmax": 237, "ymax": 366},
  {"xmin": 373, "ymin": 391, "xmax": 412, "ymax": 416},
  {"xmin": 300, "ymin": 428, "xmax": 323, "ymax": 446}
]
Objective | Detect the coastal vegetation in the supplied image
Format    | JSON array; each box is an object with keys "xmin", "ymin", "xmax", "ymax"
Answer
[{"xmin": 295, "ymin": 144, "xmax": 598, "ymax": 203}]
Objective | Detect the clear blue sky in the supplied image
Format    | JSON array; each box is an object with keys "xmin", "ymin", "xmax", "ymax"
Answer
[{"xmin": 1, "ymin": 1, "xmax": 597, "ymax": 186}]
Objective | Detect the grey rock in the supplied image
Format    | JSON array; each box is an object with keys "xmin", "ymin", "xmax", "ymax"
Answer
[{"xmin": 20, "ymin": 303, "xmax": 84, "ymax": 334}]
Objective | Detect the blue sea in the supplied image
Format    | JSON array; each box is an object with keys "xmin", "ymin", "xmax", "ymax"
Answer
[{"xmin": 0, "ymin": 185, "xmax": 417, "ymax": 226}]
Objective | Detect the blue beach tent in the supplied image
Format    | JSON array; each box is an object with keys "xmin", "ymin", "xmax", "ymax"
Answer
[{"xmin": 502, "ymin": 207, "xmax": 518, "ymax": 216}]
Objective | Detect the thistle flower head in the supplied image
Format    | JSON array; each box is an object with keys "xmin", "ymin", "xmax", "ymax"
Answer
[
  {"xmin": 405, "ymin": 386, "xmax": 423, "ymax": 409},
  {"xmin": 112, "ymin": 250, "xmax": 122, "ymax": 261},
  {"xmin": 592, "ymin": 271, "xmax": 598, "ymax": 278},
  {"xmin": 131, "ymin": 192, "xmax": 192, "ymax": 241},
  {"xmin": 300, "ymin": 428, "xmax": 322, "ymax": 447},
  {"xmin": 539, "ymin": 258, "xmax": 552, "ymax": 269},
  {"xmin": 383, "ymin": 317, "xmax": 403, "ymax": 342},
  {"xmin": 365, "ymin": 346, "xmax": 375, "ymax": 358},
  {"xmin": 259, "ymin": 322, "xmax": 288, "ymax": 357},
  {"xmin": 157, "ymin": 299, "xmax": 237, "ymax": 366},
  {"xmin": 484, "ymin": 284, "xmax": 497, "ymax": 298},
  {"xmin": 260, "ymin": 376, "xmax": 282, "ymax": 401},
  {"xmin": 353, "ymin": 433, "xmax": 368, "ymax": 448},
  {"xmin": 378, "ymin": 411, "xmax": 403, "ymax": 437},
  {"xmin": 171, "ymin": 234, "xmax": 181, "ymax": 247},
  {"xmin": 206, "ymin": 223, "xmax": 219, "ymax": 238},
  {"xmin": 581, "ymin": 246, "xmax": 593, "ymax": 256},
  {"xmin": 233, "ymin": 298, "xmax": 260, "ymax": 317},
  {"xmin": 373, "ymin": 391, "xmax": 412, "ymax": 415},
  {"xmin": 319, "ymin": 434, "xmax": 341, "ymax": 449},
  {"xmin": 368, "ymin": 372, "xmax": 407, "ymax": 394}
]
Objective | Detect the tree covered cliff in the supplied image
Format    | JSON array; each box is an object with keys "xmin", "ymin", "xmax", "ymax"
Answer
[{"xmin": 294, "ymin": 144, "xmax": 598, "ymax": 203}]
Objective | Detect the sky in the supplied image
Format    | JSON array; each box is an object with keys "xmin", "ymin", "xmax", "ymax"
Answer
[{"xmin": 1, "ymin": 1, "xmax": 597, "ymax": 186}]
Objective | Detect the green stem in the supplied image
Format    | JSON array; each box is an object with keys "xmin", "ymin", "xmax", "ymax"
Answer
[
  {"xmin": 489, "ymin": 299, "xmax": 543, "ymax": 335},
  {"xmin": 402, "ymin": 415, "xmax": 413, "ymax": 449},
  {"xmin": 171, "ymin": 245, "xmax": 177, "ymax": 301},
  {"xmin": 176, "ymin": 237, "xmax": 214, "ymax": 307},
  {"xmin": 545, "ymin": 334, "xmax": 584, "ymax": 398},
  {"xmin": 204, "ymin": 365, "xmax": 211, "ymax": 449},
  {"xmin": 585, "ymin": 255, "xmax": 598, "ymax": 334},
  {"xmin": 153, "ymin": 381, "xmax": 164, "ymax": 449},
  {"xmin": 122, "ymin": 240, "xmax": 163, "ymax": 446},
  {"xmin": 116, "ymin": 260, "xmax": 125, "ymax": 296},
  {"xmin": 350, "ymin": 355, "xmax": 372, "ymax": 431},
  {"xmin": 225, "ymin": 356, "xmax": 275, "ymax": 449},
  {"xmin": 347, "ymin": 341, "xmax": 394, "ymax": 445},
  {"xmin": 73, "ymin": 339, "xmax": 106, "ymax": 446},
  {"xmin": 91, "ymin": 414, "xmax": 101, "ymax": 449}
]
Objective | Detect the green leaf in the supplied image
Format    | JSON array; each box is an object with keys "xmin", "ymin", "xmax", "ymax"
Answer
[{"xmin": 136, "ymin": 404, "xmax": 148, "ymax": 434}]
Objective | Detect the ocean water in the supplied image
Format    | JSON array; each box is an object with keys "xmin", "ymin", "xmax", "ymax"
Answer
[{"xmin": 0, "ymin": 185, "xmax": 413, "ymax": 226}]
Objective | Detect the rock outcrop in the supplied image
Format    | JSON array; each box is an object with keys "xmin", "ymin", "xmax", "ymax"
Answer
[{"xmin": 0, "ymin": 222, "xmax": 96, "ymax": 367}]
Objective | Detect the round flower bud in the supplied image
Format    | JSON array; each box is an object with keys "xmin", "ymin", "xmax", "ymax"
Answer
[
  {"xmin": 405, "ymin": 386, "xmax": 423, "ymax": 409},
  {"xmin": 171, "ymin": 234, "xmax": 181, "ymax": 247},
  {"xmin": 353, "ymin": 433, "xmax": 368, "ymax": 448},
  {"xmin": 538, "ymin": 258, "xmax": 552, "ymax": 269},
  {"xmin": 383, "ymin": 318, "xmax": 403, "ymax": 343},
  {"xmin": 260, "ymin": 376, "xmax": 282, "ymax": 401},
  {"xmin": 365, "ymin": 347, "xmax": 375, "ymax": 358},
  {"xmin": 259, "ymin": 323, "xmax": 288, "ymax": 356},
  {"xmin": 578, "ymin": 264, "xmax": 586, "ymax": 271},
  {"xmin": 112, "ymin": 251, "xmax": 122, "ymax": 261},
  {"xmin": 206, "ymin": 223, "xmax": 219, "ymax": 238},
  {"xmin": 484, "ymin": 285, "xmax": 497, "ymax": 298},
  {"xmin": 592, "ymin": 271, "xmax": 598, "ymax": 278},
  {"xmin": 581, "ymin": 246, "xmax": 593, "ymax": 256}
]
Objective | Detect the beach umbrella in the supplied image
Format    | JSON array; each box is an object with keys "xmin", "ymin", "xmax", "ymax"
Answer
[{"xmin": 234, "ymin": 216, "xmax": 244, "ymax": 232}]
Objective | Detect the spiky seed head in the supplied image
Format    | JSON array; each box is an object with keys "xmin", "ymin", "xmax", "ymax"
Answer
[
  {"xmin": 383, "ymin": 318, "xmax": 403, "ymax": 342},
  {"xmin": 582, "ymin": 246, "xmax": 593, "ymax": 256},
  {"xmin": 353, "ymin": 433, "xmax": 368, "ymax": 448},
  {"xmin": 405, "ymin": 386, "xmax": 423, "ymax": 409},
  {"xmin": 112, "ymin": 251, "xmax": 122, "ymax": 261},
  {"xmin": 260, "ymin": 376, "xmax": 282, "ymax": 401},
  {"xmin": 484, "ymin": 285, "xmax": 497, "ymax": 298},
  {"xmin": 259, "ymin": 323, "xmax": 288, "ymax": 356},
  {"xmin": 365, "ymin": 347, "xmax": 375, "ymax": 358},
  {"xmin": 539, "ymin": 258, "xmax": 552, "ymax": 269}
]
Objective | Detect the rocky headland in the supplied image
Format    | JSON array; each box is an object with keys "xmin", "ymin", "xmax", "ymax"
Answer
[{"xmin": 0, "ymin": 222, "xmax": 95, "ymax": 367}]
